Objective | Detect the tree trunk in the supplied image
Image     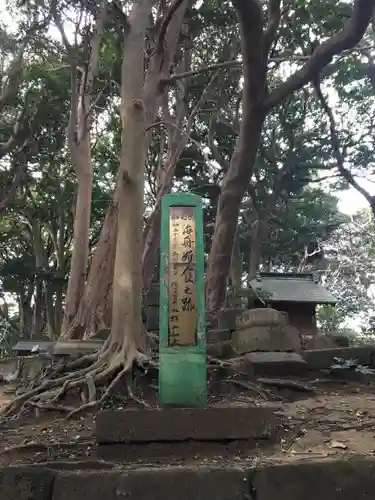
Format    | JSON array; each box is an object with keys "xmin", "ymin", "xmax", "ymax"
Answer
[
  {"xmin": 247, "ymin": 218, "xmax": 268, "ymax": 281},
  {"xmin": 110, "ymin": 0, "xmax": 156, "ymax": 360},
  {"xmin": 61, "ymin": 1, "xmax": 107, "ymax": 333},
  {"xmin": 32, "ymin": 279, "xmax": 44, "ymax": 338},
  {"xmin": 205, "ymin": 0, "xmax": 267, "ymax": 314},
  {"xmin": 31, "ymin": 219, "xmax": 56, "ymax": 338},
  {"xmin": 230, "ymin": 233, "xmax": 242, "ymax": 289},
  {"xmin": 205, "ymin": 111, "xmax": 265, "ymax": 313},
  {"xmin": 19, "ymin": 288, "xmax": 33, "ymax": 337},
  {"xmin": 62, "ymin": 157, "xmax": 93, "ymax": 332},
  {"xmin": 64, "ymin": 200, "xmax": 118, "ymax": 339}
]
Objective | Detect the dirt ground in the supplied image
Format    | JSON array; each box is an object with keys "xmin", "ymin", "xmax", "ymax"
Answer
[{"xmin": 1, "ymin": 376, "xmax": 375, "ymax": 468}]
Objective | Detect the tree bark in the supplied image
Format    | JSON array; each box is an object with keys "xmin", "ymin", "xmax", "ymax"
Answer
[
  {"xmin": 230, "ymin": 232, "xmax": 242, "ymax": 289},
  {"xmin": 19, "ymin": 287, "xmax": 33, "ymax": 338},
  {"xmin": 61, "ymin": 1, "xmax": 108, "ymax": 333},
  {"xmin": 62, "ymin": 155, "xmax": 93, "ymax": 331},
  {"xmin": 206, "ymin": 111, "xmax": 265, "ymax": 313},
  {"xmin": 65, "ymin": 200, "xmax": 118, "ymax": 339},
  {"xmin": 32, "ymin": 279, "xmax": 44, "ymax": 338},
  {"xmin": 110, "ymin": 0, "xmax": 156, "ymax": 358},
  {"xmin": 30, "ymin": 219, "xmax": 56, "ymax": 339}
]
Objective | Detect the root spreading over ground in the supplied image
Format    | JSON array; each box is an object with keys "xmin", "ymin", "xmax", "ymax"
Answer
[{"xmin": 0, "ymin": 335, "xmax": 151, "ymax": 420}]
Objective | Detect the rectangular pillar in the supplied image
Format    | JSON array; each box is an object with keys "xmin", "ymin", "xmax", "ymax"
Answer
[{"xmin": 158, "ymin": 193, "xmax": 206, "ymax": 407}]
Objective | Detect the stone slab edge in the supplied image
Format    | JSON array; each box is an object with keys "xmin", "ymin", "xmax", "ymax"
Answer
[
  {"xmin": 95, "ymin": 407, "xmax": 277, "ymax": 444},
  {"xmin": 2, "ymin": 457, "xmax": 375, "ymax": 500},
  {"xmin": 303, "ymin": 346, "xmax": 375, "ymax": 370}
]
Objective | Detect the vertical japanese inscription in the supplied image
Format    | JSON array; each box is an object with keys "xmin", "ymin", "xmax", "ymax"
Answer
[{"xmin": 168, "ymin": 206, "xmax": 197, "ymax": 346}]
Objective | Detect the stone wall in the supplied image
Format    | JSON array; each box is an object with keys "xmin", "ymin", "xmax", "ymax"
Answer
[{"xmin": 2, "ymin": 457, "xmax": 375, "ymax": 500}]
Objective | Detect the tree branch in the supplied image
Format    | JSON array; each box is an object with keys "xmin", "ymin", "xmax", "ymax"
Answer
[
  {"xmin": 0, "ymin": 163, "xmax": 25, "ymax": 214},
  {"xmin": 263, "ymin": 0, "xmax": 282, "ymax": 59},
  {"xmin": 313, "ymin": 79, "xmax": 375, "ymax": 209},
  {"xmin": 156, "ymin": 0, "xmax": 186, "ymax": 53},
  {"xmin": 208, "ymin": 117, "xmax": 229, "ymax": 173},
  {"xmin": 0, "ymin": 49, "xmax": 24, "ymax": 114},
  {"xmin": 264, "ymin": 0, "xmax": 375, "ymax": 110},
  {"xmin": 77, "ymin": 0, "xmax": 108, "ymax": 143}
]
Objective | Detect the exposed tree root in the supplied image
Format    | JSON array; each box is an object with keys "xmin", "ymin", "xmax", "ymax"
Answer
[
  {"xmin": 0, "ymin": 341, "xmax": 150, "ymax": 421},
  {"xmin": 257, "ymin": 377, "xmax": 315, "ymax": 393},
  {"xmin": 221, "ymin": 378, "xmax": 270, "ymax": 400}
]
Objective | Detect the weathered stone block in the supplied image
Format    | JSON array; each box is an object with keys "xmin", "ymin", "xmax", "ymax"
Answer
[
  {"xmin": 217, "ymin": 308, "xmax": 246, "ymax": 330},
  {"xmin": 207, "ymin": 329, "xmax": 231, "ymax": 342},
  {"xmin": 235, "ymin": 308, "xmax": 287, "ymax": 329},
  {"xmin": 52, "ymin": 467, "xmax": 250, "ymax": 500},
  {"xmin": 96, "ymin": 407, "xmax": 277, "ymax": 444},
  {"xmin": 254, "ymin": 457, "xmax": 375, "ymax": 500},
  {"xmin": 207, "ymin": 340, "xmax": 235, "ymax": 358},
  {"xmin": 20, "ymin": 356, "xmax": 48, "ymax": 380},
  {"xmin": 245, "ymin": 351, "xmax": 307, "ymax": 376},
  {"xmin": 0, "ymin": 466, "xmax": 55, "ymax": 500},
  {"xmin": 303, "ymin": 334, "xmax": 337, "ymax": 350},
  {"xmin": 232, "ymin": 324, "xmax": 301, "ymax": 354},
  {"xmin": 303, "ymin": 346, "xmax": 375, "ymax": 371}
]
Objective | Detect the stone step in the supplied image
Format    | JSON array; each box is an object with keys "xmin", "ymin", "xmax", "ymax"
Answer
[
  {"xmin": 245, "ymin": 351, "xmax": 307, "ymax": 376},
  {"xmin": 2, "ymin": 457, "xmax": 375, "ymax": 500},
  {"xmin": 95, "ymin": 407, "xmax": 278, "ymax": 444}
]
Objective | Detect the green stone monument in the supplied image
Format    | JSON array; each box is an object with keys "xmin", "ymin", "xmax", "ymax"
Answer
[{"xmin": 158, "ymin": 193, "xmax": 207, "ymax": 407}]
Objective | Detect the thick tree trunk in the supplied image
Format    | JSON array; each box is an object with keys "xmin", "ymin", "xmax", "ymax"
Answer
[
  {"xmin": 61, "ymin": 1, "xmax": 107, "ymax": 333},
  {"xmin": 205, "ymin": 111, "xmax": 265, "ymax": 313},
  {"xmin": 62, "ymin": 157, "xmax": 93, "ymax": 332},
  {"xmin": 64, "ymin": 200, "xmax": 118, "ymax": 339},
  {"xmin": 110, "ymin": 0, "xmax": 155, "ymax": 358},
  {"xmin": 205, "ymin": 0, "xmax": 267, "ymax": 314},
  {"xmin": 230, "ymin": 233, "xmax": 242, "ymax": 289}
]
